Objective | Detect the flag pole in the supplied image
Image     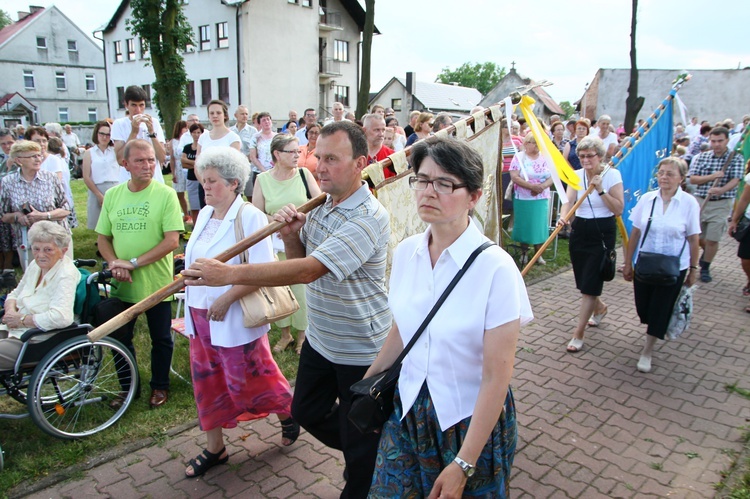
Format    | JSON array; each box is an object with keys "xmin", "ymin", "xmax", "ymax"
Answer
[
  {"xmin": 521, "ymin": 73, "xmax": 691, "ymax": 276},
  {"xmin": 88, "ymin": 193, "xmax": 327, "ymax": 343}
]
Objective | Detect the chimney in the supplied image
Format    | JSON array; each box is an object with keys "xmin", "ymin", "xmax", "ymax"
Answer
[
  {"xmin": 29, "ymin": 5, "xmax": 44, "ymax": 13},
  {"xmin": 406, "ymin": 72, "xmax": 416, "ymax": 111},
  {"xmin": 17, "ymin": 11, "xmax": 30, "ymax": 21}
]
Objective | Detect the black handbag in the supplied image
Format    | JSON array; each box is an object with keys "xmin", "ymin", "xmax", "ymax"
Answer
[
  {"xmin": 634, "ymin": 198, "xmax": 687, "ymax": 286},
  {"xmin": 584, "ymin": 176, "xmax": 616, "ymax": 282},
  {"xmin": 348, "ymin": 241, "xmax": 494, "ymax": 435},
  {"xmin": 732, "ymin": 215, "xmax": 750, "ymax": 242}
]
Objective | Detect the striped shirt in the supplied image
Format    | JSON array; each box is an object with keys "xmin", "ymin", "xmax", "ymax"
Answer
[
  {"xmin": 688, "ymin": 149, "xmax": 744, "ymax": 199},
  {"xmin": 301, "ymin": 182, "xmax": 391, "ymax": 365}
]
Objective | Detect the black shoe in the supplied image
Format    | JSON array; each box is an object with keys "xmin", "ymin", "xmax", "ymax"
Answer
[{"xmin": 700, "ymin": 268, "xmax": 712, "ymax": 283}]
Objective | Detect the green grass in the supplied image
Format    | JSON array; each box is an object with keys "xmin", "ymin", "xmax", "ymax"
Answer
[{"xmin": 719, "ymin": 383, "xmax": 750, "ymax": 497}]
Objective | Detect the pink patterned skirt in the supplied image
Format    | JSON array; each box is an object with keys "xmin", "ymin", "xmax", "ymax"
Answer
[{"xmin": 189, "ymin": 307, "xmax": 293, "ymax": 431}]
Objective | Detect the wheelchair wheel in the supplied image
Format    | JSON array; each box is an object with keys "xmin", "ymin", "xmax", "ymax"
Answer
[
  {"xmin": 27, "ymin": 336, "xmax": 138, "ymax": 439},
  {"xmin": 0, "ymin": 442, "xmax": 4, "ymax": 472}
]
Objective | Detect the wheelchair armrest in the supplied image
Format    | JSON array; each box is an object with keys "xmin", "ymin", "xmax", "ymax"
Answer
[{"xmin": 19, "ymin": 323, "xmax": 76, "ymax": 342}]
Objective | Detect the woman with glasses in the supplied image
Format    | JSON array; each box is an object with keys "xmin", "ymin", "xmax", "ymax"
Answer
[
  {"xmin": 1, "ymin": 141, "xmax": 70, "ymax": 269},
  {"xmin": 366, "ymin": 136, "xmax": 532, "ymax": 497},
  {"xmin": 557, "ymin": 137, "xmax": 624, "ymax": 353},
  {"xmin": 623, "ymin": 158, "xmax": 700, "ymax": 372},
  {"xmin": 298, "ymin": 123, "xmax": 320, "ymax": 182},
  {"xmin": 82, "ymin": 121, "xmax": 121, "ymax": 229},
  {"xmin": 252, "ymin": 134, "xmax": 320, "ymax": 355}
]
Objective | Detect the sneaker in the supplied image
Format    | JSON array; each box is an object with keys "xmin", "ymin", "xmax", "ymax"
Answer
[
  {"xmin": 700, "ymin": 268, "xmax": 712, "ymax": 283},
  {"xmin": 637, "ymin": 355, "xmax": 652, "ymax": 373},
  {"xmin": 537, "ymin": 256, "xmax": 546, "ymax": 265}
]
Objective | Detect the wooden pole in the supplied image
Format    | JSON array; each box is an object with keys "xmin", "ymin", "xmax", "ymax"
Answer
[
  {"xmin": 87, "ymin": 193, "xmax": 327, "ymax": 342},
  {"xmin": 699, "ymin": 123, "xmax": 750, "ymax": 210}
]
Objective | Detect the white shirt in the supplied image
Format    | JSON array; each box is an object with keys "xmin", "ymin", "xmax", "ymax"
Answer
[
  {"xmin": 295, "ymin": 127, "xmax": 309, "ymax": 146},
  {"xmin": 572, "ymin": 168, "xmax": 623, "ymax": 219},
  {"xmin": 184, "ymin": 196, "xmax": 275, "ymax": 347},
  {"xmin": 685, "ymin": 123, "xmax": 701, "ymax": 139},
  {"xmin": 110, "ymin": 116, "xmax": 166, "ymax": 184},
  {"xmin": 389, "ymin": 222, "xmax": 533, "ymax": 431},
  {"xmin": 229, "ymin": 124, "xmax": 258, "ymax": 156},
  {"xmin": 728, "ymin": 133, "xmax": 742, "ymax": 151},
  {"xmin": 198, "ymin": 130, "xmax": 241, "ymax": 150},
  {"xmin": 61, "ymin": 131, "xmax": 80, "ymax": 150},
  {"xmin": 89, "ymin": 146, "xmax": 120, "ymax": 184},
  {"xmin": 629, "ymin": 188, "xmax": 700, "ymax": 269}
]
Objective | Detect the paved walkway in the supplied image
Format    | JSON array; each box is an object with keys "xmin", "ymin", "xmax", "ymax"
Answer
[{"xmin": 13, "ymin": 235, "xmax": 750, "ymax": 498}]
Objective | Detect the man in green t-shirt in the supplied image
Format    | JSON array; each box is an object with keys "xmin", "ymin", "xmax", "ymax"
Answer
[{"xmin": 96, "ymin": 139, "xmax": 184, "ymax": 408}]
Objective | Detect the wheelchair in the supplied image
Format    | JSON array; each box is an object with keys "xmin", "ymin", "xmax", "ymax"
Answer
[{"xmin": 0, "ymin": 260, "xmax": 139, "ymax": 471}]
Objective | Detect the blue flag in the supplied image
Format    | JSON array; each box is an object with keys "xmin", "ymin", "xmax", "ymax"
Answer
[{"xmin": 614, "ymin": 97, "xmax": 674, "ymax": 235}]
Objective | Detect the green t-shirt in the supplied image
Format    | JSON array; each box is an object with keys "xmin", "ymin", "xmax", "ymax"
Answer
[{"xmin": 96, "ymin": 181, "xmax": 184, "ymax": 303}]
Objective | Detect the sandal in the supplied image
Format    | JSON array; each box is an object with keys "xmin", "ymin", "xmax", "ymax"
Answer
[
  {"xmin": 566, "ymin": 338, "xmax": 584, "ymax": 353},
  {"xmin": 587, "ymin": 308, "xmax": 608, "ymax": 327},
  {"xmin": 273, "ymin": 334, "xmax": 294, "ymax": 353},
  {"xmin": 743, "ymin": 285, "xmax": 750, "ymax": 297},
  {"xmin": 185, "ymin": 447, "xmax": 228, "ymax": 477},
  {"xmin": 295, "ymin": 331, "xmax": 305, "ymax": 355},
  {"xmin": 280, "ymin": 418, "xmax": 300, "ymax": 447}
]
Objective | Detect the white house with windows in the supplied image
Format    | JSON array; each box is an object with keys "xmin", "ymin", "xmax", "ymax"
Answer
[
  {"xmin": 0, "ymin": 5, "xmax": 108, "ymax": 127},
  {"xmin": 100, "ymin": 0, "xmax": 371, "ymax": 127}
]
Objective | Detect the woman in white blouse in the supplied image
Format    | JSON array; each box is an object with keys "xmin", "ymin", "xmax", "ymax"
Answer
[
  {"xmin": 82, "ymin": 121, "xmax": 121, "ymax": 229},
  {"xmin": 365, "ymin": 137, "xmax": 532, "ymax": 498},
  {"xmin": 623, "ymin": 158, "xmax": 700, "ymax": 372},
  {"xmin": 196, "ymin": 99, "xmax": 241, "ymax": 157},
  {"xmin": 557, "ymin": 137, "xmax": 624, "ymax": 353}
]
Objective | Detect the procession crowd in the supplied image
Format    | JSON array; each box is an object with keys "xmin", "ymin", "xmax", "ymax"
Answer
[{"xmin": 0, "ymin": 83, "xmax": 748, "ymax": 497}]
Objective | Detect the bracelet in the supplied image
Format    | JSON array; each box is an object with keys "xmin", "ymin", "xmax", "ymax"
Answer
[
  {"xmin": 690, "ymin": 266, "xmax": 699, "ymax": 270},
  {"xmin": 21, "ymin": 314, "xmax": 27, "ymax": 326},
  {"xmin": 47, "ymin": 212, "xmax": 51, "ymax": 220}
]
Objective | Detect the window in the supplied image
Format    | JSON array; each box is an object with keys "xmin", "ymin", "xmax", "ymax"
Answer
[
  {"xmin": 88, "ymin": 108, "xmax": 98, "ymax": 122},
  {"xmin": 58, "ymin": 107, "xmax": 69, "ymax": 122},
  {"xmin": 391, "ymin": 98, "xmax": 402, "ymax": 112},
  {"xmin": 334, "ymin": 85, "xmax": 349, "ymax": 107},
  {"xmin": 126, "ymin": 38, "xmax": 136, "ymax": 61},
  {"xmin": 186, "ymin": 81, "xmax": 196, "ymax": 107},
  {"xmin": 216, "ymin": 22, "xmax": 229, "ymax": 49},
  {"xmin": 116, "ymin": 86, "xmax": 125, "ymax": 109},
  {"xmin": 201, "ymin": 79, "xmax": 211, "ymax": 105},
  {"xmin": 140, "ymin": 38, "xmax": 150, "ymax": 59},
  {"xmin": 36, "ymin": 36, "xmax": 46, "ymax": 49},
  {"xmin": 302, "ymin": 0, "xmax": 311, "ymax": 6},
  {"xmin": 333, "ymin": 40, "xmax": 349, "ymax": 62},
  {"xmin": 23, "ymin": 70, "xmax": 35, "ymax": 89},
  {"xmin": 218, "ymin": 77, "xmax": 229, "ymax": 104},
  {"xmin": 142, "ymin": 84, "xmax": 152, "ymax": 108},
  {"xmin": 67, "ymin": 40, "xmax": 77, "ymax": 52},
  {"xmin": 56, "ymin": 71, "xmax": 67, "ymax": 90},
  {"xmin": 199, "ymin": 25, "xmax": 210, "ymax": 51},
  {"xmin": 114, "ymin": 41, "xmax": 123, "ymax": 63},
  {"xmin": 288, "ymin": 0, "xmax": 298, "ymax": 3},
  {"xmin": 85, "ymin": 74, "xmax": 96, "ymax": 92}
]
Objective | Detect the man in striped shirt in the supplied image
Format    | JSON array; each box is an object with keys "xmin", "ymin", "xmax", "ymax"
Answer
[{"xmin": 184, "ymin": 120, "xmax": 391, "ymax": 498}]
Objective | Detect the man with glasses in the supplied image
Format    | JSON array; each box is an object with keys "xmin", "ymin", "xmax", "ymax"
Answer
[
  {"xmin": 96, "ymin": 139, "xmax": 184, "ymax": 408},
  {"xmin": 689, "ymin": 126, "xmax": 744, "ymax": 282},
  {"xmin": 184, "ymin": 121, "xmax": 390, "ymax": 498},
  {"xmin": 295, "ymin": 108, "xmax": 317, "ymax": 146}
]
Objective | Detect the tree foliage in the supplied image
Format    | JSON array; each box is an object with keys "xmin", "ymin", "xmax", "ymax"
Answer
[
  {"xmin": 126, "ymin": 0, "xmax": 193, "ymax": 136},
  {"xmin": 436, "ymin": 62, "xmax": 506, "ymax": 96},
  {"xmin": 355, "ymin": 0, "xmax": 375, "ymax": 119},
  {"xmin": 559, "ymin": 101, "xmax": 575, "ymax": 120},
  {"xmin": 0, "ymin": 10, "xmax": 12, "ymax": 30}
]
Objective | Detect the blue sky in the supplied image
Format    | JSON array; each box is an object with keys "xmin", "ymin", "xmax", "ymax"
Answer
[{"xmin": 3, "ymin": 0, "xmax": 748, "ymax": 103}]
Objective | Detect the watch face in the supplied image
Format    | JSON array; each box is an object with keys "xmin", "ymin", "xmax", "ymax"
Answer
[{"xmin": 466, "ymin": 467, "xmax": 475, "ymax": 477}]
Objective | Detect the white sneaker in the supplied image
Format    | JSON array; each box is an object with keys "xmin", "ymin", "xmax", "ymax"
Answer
[
  {"xmin": 537, "ymin": 256, "xmax": 546, "ymax": 265},
  {"xmin": 637, "ymin": 355, "xmax": 652, "ymax": 373}
]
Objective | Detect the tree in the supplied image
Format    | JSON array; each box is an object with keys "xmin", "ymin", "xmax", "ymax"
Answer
[
  {"xmin": 0, "ymin": 10, "xmax": 12, "ymax": 30},
  {"xmin": 436, "ymin": 62, "xmax": 506, "ymax": 96},
  {"xmin": 126, "ymin": 0, "xmax": 193, "ymax": 137},
  {"xmin": 559, "ymin": 101, "xmax": 575, "ymax": 120},
  {"xmin": 623, "ymin": 0, "xmax": 644, "ymax": 133},
  {"xmin": 355, "ymin": 0, "xmax": 375, "ymax": 119}
]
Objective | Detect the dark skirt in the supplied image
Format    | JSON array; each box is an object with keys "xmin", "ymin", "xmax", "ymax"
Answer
[
  {"xmin": 569, "ymin": 216, "xmax": 616, "ymax": 296},
  {"xmin": 738, "ymin": 227, "xmax": 750, "ymax": 260},
  {"xmin": 501, "ymin": 172, "xmax": 513, "ymax": 214},
  {"xmin": 633, "ymin": 270, "xmax": 687, "ymax": 340},
  {"xmin": 370, "ymin": 383, "xmax": 517, "ymax": 498}
]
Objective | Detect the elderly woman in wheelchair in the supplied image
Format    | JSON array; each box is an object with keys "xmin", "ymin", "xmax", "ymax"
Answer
[{"xmin": 0, "ymin": 221, "xmax": 78, "ymax": 370}]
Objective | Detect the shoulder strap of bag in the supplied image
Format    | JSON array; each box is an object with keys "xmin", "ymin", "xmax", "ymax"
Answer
[
  {"xmin": 376, "ymin": 241, "xmax": 495, "ymax": 389},
  {"xmin": 234, "ymin": 202, "xmax": 249, "ymax": 264},
  {"xmin": 299, "ymin": 168, "xmax": 312, "ymax": 200},
  {"xmin": 639, "ymin": 197, "xmax": 658, "ymax": 249}
]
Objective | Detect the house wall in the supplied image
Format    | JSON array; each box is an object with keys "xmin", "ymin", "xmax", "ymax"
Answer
[
  {"xmin": 0, "ymin": 7, "xmax": 107, "ymax": 124},
  {"xmin": 588, "ymin": 69, "xmax": 750, "ymax": 126},
  {"xmin": 103, "ymin": 1, "xmax": 238, "ymax": 121},
  {"xmin": 373, "ymin": 82, "xmax": 410, "ymax": 125},
  {"xmin": 318, "ymin": 0, "xmax": 360, "ymax": 120}
]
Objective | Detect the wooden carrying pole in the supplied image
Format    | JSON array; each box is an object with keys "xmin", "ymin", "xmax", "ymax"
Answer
[
  {"xmin": 520, "ymin": 74, "xmax": 691, "ymax": 276},
  {"xmin": 699, "ymin": 122, "xmax": 750, "ymax": 210},
  {"xmin": 87, "ymin": 193, "xmax": 327, "ymax": 342}
]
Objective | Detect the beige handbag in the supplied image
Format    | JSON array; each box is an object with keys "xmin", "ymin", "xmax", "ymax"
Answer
[{"xmin": 234, "ymin": 203, "xmax": 300, "ymax": 328}]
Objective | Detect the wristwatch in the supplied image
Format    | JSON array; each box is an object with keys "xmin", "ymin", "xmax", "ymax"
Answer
[
  {"xmin": 453, "ymin": 456, "xmax": 475, "ymax": 477},
  {"xmin": 148, "ymin": 132, "xmax": 157, "ymax": 138},
  {"xmin": 130, "ymin": 257, "xmax": 139, "ymax": 269},
  {"xmin": 599, "ymin": 189, "xmax": 608, "ymax": 196}
]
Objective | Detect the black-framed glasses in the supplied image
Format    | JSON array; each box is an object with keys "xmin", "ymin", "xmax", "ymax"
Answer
[
  {"xmin": 17, "ymin": 154, "xmax": 43, "ymax": 160},
  {"xmin": 279, "ymin": 149, "xmax": 301, "ymax": 155},
  {"xmin": 408, "ymin": 176, "xmax": 467, "ymax": 194}
]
